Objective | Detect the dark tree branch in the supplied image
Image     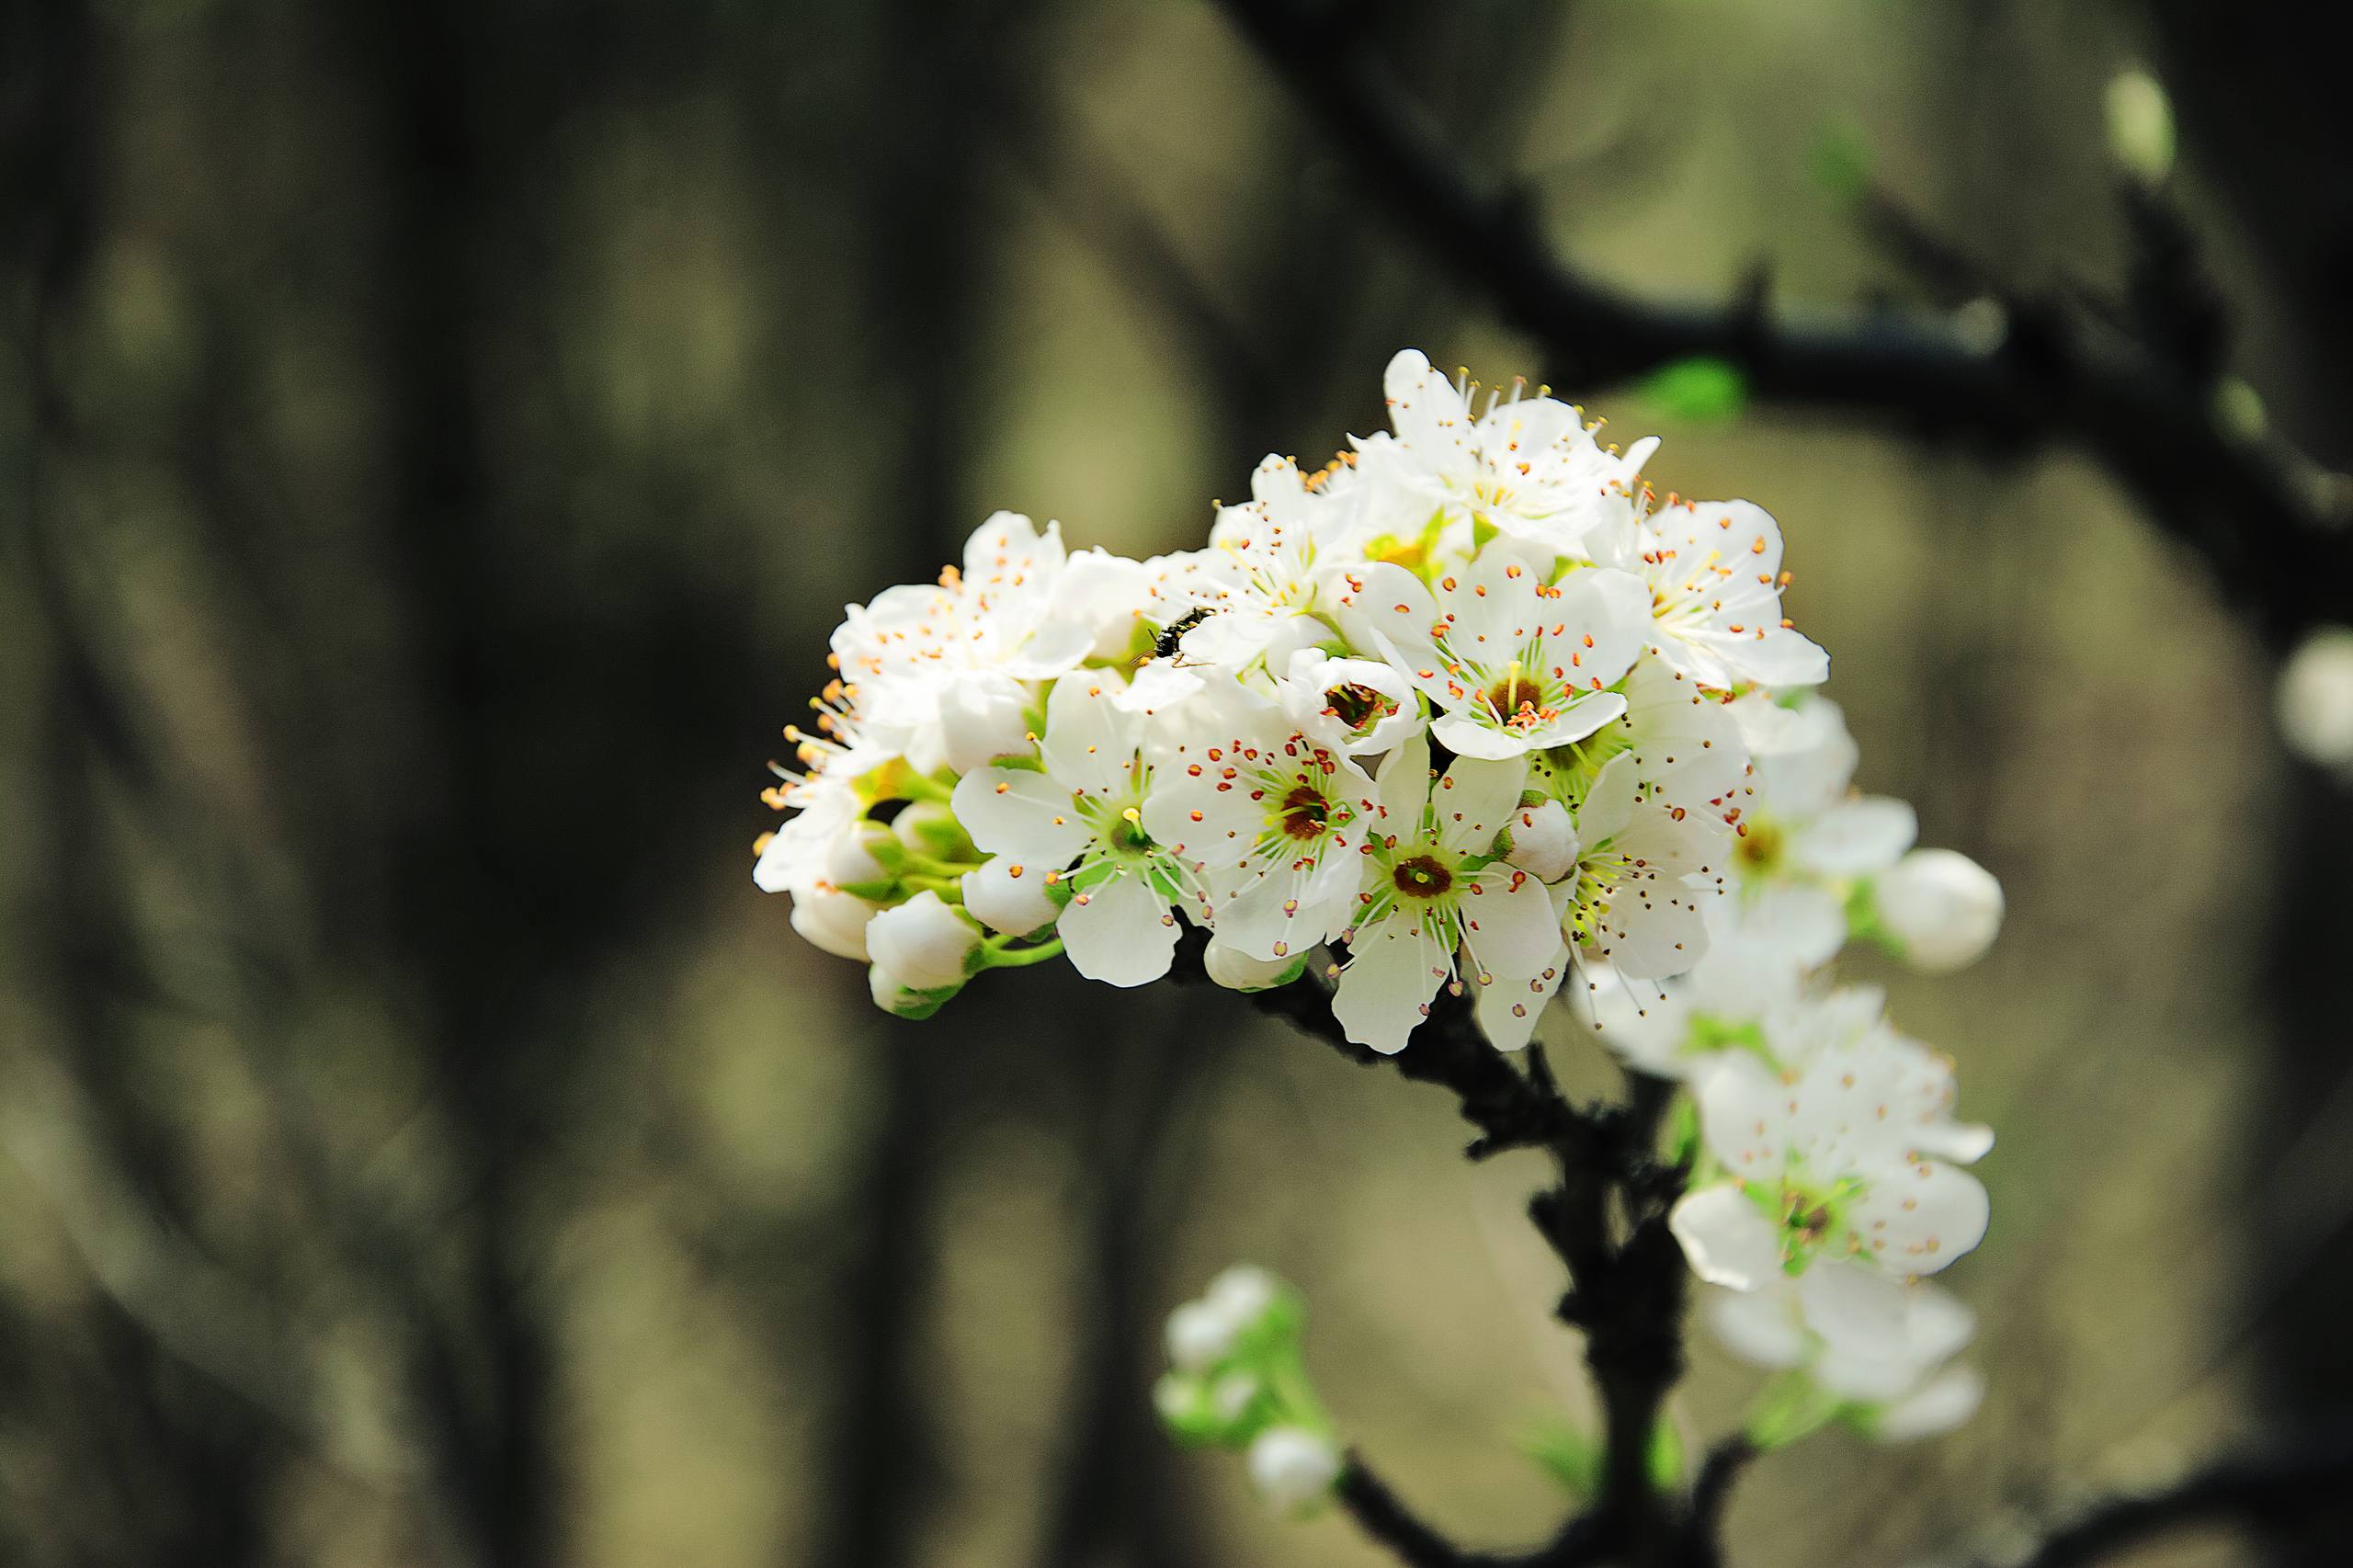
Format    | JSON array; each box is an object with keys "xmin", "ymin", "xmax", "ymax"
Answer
[
  {"xmin": 1336, "ymin": 1456, "xmax": 1521, "ymax": 1568},
  {"xmin": 1224, "ymin": 965, "xmax": 1699, "ymax": 1568},
  {"xmin": 1679, "ymin": 1437, "xmax": 1758, "ymax": 1568},
  {"xmin": 1211, "ymin": 0, "xmax": 2353, "ymax": 654},
  {"xmin": 1952, "ymin": 1426, "xmax": 2353, "ymax": 1568}
]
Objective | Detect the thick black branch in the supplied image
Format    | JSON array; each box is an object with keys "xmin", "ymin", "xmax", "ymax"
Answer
[
  {"xmin": 1211, "ymin": 0, "xmax": 2353, "ymax": 653},
  {"xmin": 1227, "ymin": 965, "xmax": 1700, "ymax": 1568}
]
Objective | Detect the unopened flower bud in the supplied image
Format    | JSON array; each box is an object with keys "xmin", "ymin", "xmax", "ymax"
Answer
[
  {"xmin": 962, "ymin": 858, "xmax": 1061, "ymax": 937},
  {"xmin": 939, "ymin": 675, "xmax": 1033, "ymax": 774},
  {"xmin": 1204, "ymin": 940, "xmax": 1302, "ymax": 993},
  {"xmin": 1205, "ymin": 1265, "xmax": 1278, "ymax": 1332},
  {"xmin": 2277, "ymin": 625, "xmax": 2353, "ymax": 774},
  {"xmin": 1873, "ymin": 849, "xmax": 2003, "ymax": 972},
  {"xmin": 1165, "ymin": 1301, "xmax": 1233, "ymax": 1373},
  {"xmin": 791, "ymin": 887, "xmax": 879, "ymax": 961},
  {"xmin": 892, "ymin": 800, "xmax": 973, "ymax": 862},
  {"xmin": 1502, "ymin": 799, "xmax": 1579, "ymax": 883},
  {"xmin": 826, "ymin": 820, "xmax": 896, "ymax": 887},
  {"xmin": 866, "ymin": 890, "xmax": 981, "ymax": 990},
  {"xmin": 1246, "ymin": 1426, "xmax": 1341, "ymax": 1514}
]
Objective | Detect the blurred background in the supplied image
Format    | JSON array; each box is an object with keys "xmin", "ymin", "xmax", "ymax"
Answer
[{"xmin": 4, "ymin": 1, "xmax": 2350, "ymax": 1564}]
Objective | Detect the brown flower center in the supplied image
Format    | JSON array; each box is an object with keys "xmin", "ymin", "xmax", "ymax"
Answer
[
  {"xmin": 1327, "ymin": 682, "xmax": 1388, "ymax": 731},
  {"xmin": 1391, "ymin": 855, "xmax": 1453, "ymax": 899},
  {"xmin": 1279, "ymin": 784, "xmax": 1328, "ymax": 841}
]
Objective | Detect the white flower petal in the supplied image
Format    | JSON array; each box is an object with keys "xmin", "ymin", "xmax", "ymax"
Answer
[
  {"xmin": 1669, "ymin": 1184, "xmax": 1783, "ymax": 1290},
  {"xmin": 950, "ymin": 768, "xmax": 1092, "ymax": 863},
  {"xmin": 1058, "ymin": 869, "xmax": 1178, "ymax": 988},
  {"xmin": 1333, "ymin": 910, "xmax": 1448, "ymax": 1055}
]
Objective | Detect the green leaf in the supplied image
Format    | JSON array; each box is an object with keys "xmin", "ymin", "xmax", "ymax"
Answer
[
  {"xmin": 1647, "ymin": 1420, "xmax": 1686, "ymax": 1489},
  {"xmin": 1805, "ymin": 119, "xmax": 1871, "ymax": 208},
  {"xmin": 1641, "ymin": 358, "xmax": 1748, "ymax": 425},
  {"xmin": 1522, "ymin": 1417, "xmax": 1600, "ymax": 1499}
]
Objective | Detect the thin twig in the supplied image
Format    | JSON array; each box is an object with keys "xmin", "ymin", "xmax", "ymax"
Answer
[{"xmin": 1951, "ymin": 1426, "xmax": 2353, "ymax": 1568}]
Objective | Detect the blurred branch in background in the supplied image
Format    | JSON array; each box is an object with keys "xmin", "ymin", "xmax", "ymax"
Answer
[{"xmin": 1211, "ymin": 0, "xmax": 2353, "ymax": 656}]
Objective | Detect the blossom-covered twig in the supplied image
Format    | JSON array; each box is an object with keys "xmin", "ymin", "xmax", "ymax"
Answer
[{"xmin": 1209, "ymin": 0, "xmax": 2353, "ymax": 653}]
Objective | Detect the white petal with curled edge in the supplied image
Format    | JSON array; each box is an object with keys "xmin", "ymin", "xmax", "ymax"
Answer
[
  {"xmin": 1058, "ymin": 869, "xmax": 1178, "ymax": 988},
  {"xmin": 1847, "ymin": 1159, "xmax": 1990, "ymax": 1276},
  {"xmin": 961, "ymin": 509, "xmax": 1066, "ymax": 582},
  {"xmin": 950, "ymin": 768, "xmax": 1092, "ymax": 863},
  {"xmin": 1668, "ymin": 1184, "xmax": 1783, "ymax": 1290},
  {"xmin": 1797, "ymin": 1258, "xmax": 1912, "ymax": 1353},
  {"xmin": 1429, "ymin": 710, "xmax": 1539, "ymax": 761},
  {"xmin": 1332, "ymin": 909, "xmax": 1449, "ymax": 1056},
  {"xmin": 1383, "ymin": 348, "xmax": 1472, "ymax": 463},
  {"xmin": 1792, "ymin": 796, "xmax": 1917, "ymax": 876}
]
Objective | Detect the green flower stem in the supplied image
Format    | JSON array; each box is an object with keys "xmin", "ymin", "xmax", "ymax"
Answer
[{"xmin": 983, "ymin": 936, "xmax": 1063, "ymax": 968}]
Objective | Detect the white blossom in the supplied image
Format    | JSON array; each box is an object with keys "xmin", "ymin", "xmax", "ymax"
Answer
[
  {"xmin": 1671, "ymin": 1041, "xmax": 1991, "ymax": 1346},
  {"xmin": 1873, "ymin": 847, "xmax": 2005, "ymax": 971},
  {"xmin": 1343, "ymin": 545, "xmax": 1650, "ymax": 760},
  {"xmin": 951, "ymin": 674, "xmax": 1203, "ymax": 987},
  {"xmin": 1355, "ymin": 347, "xmax": 1654, "ymax": 560},
  {"xmin": 1330, "ymin": 736, "xmax": 1569, "ymax": 1054}
]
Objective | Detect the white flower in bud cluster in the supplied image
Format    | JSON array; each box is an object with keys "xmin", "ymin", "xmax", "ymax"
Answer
[
  {"xmin": 1166, "ymin": 1301, "xmax": 1236, "ymax": 1373},
  {"xmin": 791, "ymin": 887, "xmax": 878, "ymax": 962},
  {"xmin": 1205, "ymin": 1265, "xmax": 1277, "ymax": 1327},
  {"xmin": 1245, "ymin": 1426, "xmax": 1341, "ymax": 1514},
  {"xmin": 826, "ymin": 820, "xmax": 894, "ymax": 888},
  {"xmin": 2276, "ymin": 625, "xmax": 2353, "ymax": 776},
  {"xmin": 864, "ymin": 891, "xmax": 979, "ymax": 992},
  {"xmin": 1874, "ymin": 847, "xmax": 2004, "ymax": 972}
]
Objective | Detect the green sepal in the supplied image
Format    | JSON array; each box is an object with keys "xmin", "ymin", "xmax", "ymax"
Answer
[
  {"xmin": 883, "ymin": 980, "xmax": 963, "ymax": 1021},
  {"xmin": 1522, "ymin": 1417, "xmax": 1600, "ymax": 1499}
]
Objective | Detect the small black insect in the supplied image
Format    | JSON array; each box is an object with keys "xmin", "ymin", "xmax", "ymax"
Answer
[{"xmin": 1151, "ymin": 606, "xmax": 1217, "ymax": 663}]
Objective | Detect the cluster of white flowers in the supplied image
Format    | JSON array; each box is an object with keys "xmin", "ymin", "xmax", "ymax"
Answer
[
  {"xmin": 1155, "ymin": 1266, "xmax": 1341, "ymax": 1514},
  {"xmin": 760, "ymin": 347, "xmax": 2004, "ymax": 1444}
]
